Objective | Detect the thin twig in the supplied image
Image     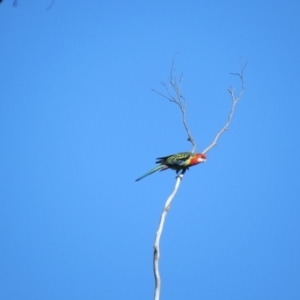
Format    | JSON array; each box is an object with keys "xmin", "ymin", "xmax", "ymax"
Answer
[
  {"xmin": 202, "ymin": 60, "xmax": 247, "ymax": 154},
  {"xmin": 153, "ymin": 174, "xmax": 183, "ymax": 300},
  {"xmin": 151, "ymin": 55, "xmax": 196, "ymax": 153}
]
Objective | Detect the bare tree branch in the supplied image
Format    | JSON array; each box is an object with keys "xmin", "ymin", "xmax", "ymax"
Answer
[
  {"xmin": 202, "ymin": 60, "xmax": 247, "ymax": 154},
  {"xmin": 151, "ymin": 58, "xmax": 246, "ymax": 300},
  {"xmin": 153, "ymin": 174, "xmax": 183, "ymax": 300},
  {"xmin": 152, "ymin": 54, "xmax": 196, "ymax": 153},
  {"xmin": 151, "ymin": 57, "xmax": 189, "ymax": 300},
  {"xmin": 151, "ymin": 56, "xmax": 197, "ymax": 300}
]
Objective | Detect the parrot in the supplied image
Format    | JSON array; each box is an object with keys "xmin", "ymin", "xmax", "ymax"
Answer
[{"xmin": 135, "ymin": 152, "xmax": 206, "ymax": 182}]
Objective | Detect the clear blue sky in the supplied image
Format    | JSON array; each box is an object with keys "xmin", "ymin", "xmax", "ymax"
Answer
[{"xmin": 1, "ymin": 1, "xmax": 300, "ymax": 299}]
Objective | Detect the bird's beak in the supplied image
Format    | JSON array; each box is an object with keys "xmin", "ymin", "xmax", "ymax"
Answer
[{"xmin": 198, "ymin": 157, "xmax": 206, "ymax": 163}]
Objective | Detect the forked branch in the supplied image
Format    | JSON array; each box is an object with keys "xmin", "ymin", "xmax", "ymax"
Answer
[
  {"xmin": 152, "ymin": 54, "xmax": 196, "ymax": 153},
  {"xmin": 202, "ymin": 60, "xmax": 247, "ymax": 154},
  {"xmin": 151, "ymin": 56, "xmax": 198, "ymax": 300},
  {"xmin": 151, "ymin": 58, "xmax": 246, "ymax": 300}
]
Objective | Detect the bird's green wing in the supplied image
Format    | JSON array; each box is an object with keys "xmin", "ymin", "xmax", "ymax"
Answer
[{"xmin": 157, "ymin": 152, "xmax": 193, "ymax": 166}]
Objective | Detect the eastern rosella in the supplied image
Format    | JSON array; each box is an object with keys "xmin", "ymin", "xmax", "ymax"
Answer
[{"xmin": 135, "ymin": 152, "xmax": 206, "ymax": 182}]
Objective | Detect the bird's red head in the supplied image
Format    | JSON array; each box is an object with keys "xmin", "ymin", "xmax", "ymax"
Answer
[{"xmin": 196, "ymin": 153, "xmax": 206, "ymax": 163}]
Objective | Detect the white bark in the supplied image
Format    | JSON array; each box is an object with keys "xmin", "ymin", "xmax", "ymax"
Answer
[
  {"xmin": 202, "ymin": 61, "xmax": 246, "ymax": 154},
  {"xmin": 151, "ymin": 58, "xmax": 246, "ymax": 300},
  {"xmin": 153, "ymin": 174, "xmax": 183, "ymax": 300}
]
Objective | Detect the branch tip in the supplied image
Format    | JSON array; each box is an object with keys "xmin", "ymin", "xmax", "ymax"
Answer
[
  {"xmin": 152, "ymin": 55, "xmax": 196, "ymax": 153},
  {"xmin": 202, "ymin": 61, "xmax": 246, "ymax": 154}
]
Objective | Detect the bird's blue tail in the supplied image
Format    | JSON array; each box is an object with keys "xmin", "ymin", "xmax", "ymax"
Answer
[{"xmin": 135, "ymin": 165, "xmax": 166, "ymax": 182}]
